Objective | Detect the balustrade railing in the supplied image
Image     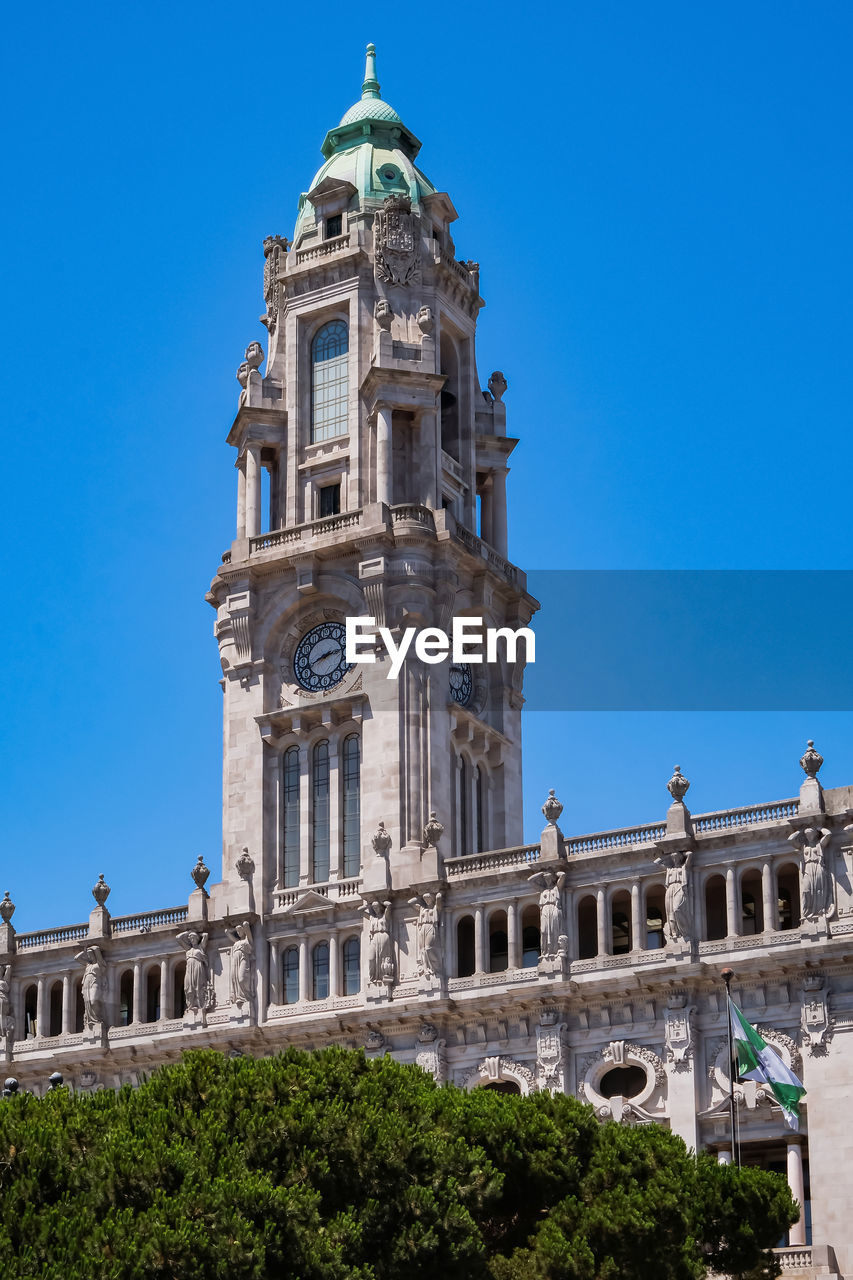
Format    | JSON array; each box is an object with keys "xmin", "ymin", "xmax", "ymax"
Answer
[
  {"xmin": 772, "ymin": 1246, "xmax": 812, "ymax": 1269},
  {"xmin": 564, "ymin": 823, "xmax": 666, "ymax": 855},
  {"xmin": 445, "ymin": 845, "xmax": 541, "ymax": 876},
  {"xmin": 693, "ymin": 799, "xmax": 799, "ymax": 832},
  {"xmin": 17, "ymin": 923, "xmax": 89, "ymax": 949},
  {"xmin": 295, "ymin": 234, "xmax": 350, "ymax": 264},
  {"xmin": 111, "ymin": 906, "xmax": 189, "ymax": 934},
  {"xmin": 391, "ymin": 504, "xmax": 435, "ymax": 529},
  {"xmin": 250, "ymin": 509, "xmax": 363, "ymax": 555}
]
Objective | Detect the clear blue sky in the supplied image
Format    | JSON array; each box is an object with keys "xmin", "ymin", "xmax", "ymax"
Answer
[{"xmin": 2, "ymin": 1, "xmax": 852, "ymax": 930}]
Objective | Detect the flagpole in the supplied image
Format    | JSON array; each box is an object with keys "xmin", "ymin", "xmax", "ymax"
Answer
[{"xmin": 721, "ymin": 967, "xmax": 740, "ymax": 1167}]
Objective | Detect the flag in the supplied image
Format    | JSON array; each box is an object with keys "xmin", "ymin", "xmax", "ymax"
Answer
[{"xmin": 728, "ymin": 998, "xmax": 806, "ymax": 1131}]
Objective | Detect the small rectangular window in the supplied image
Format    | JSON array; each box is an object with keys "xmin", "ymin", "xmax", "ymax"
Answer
[
  {"xmin": 319, "ymin": 483, "xmax": 341, "ymax": 518},
  {"xmin": 325, "ymin": 214, "xmax": 342, "ymax": 238}
]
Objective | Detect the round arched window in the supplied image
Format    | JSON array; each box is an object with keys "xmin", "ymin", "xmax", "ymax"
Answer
[{"xmin": 599, "ymin": 1065, "xmax": 647, "ymax": 1099}]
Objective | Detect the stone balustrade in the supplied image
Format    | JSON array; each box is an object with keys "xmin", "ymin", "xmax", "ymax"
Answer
[
  {"xmin": 693, "ymin": 799, "xmax": 799, "ymax": 832},
  {"xmin": 17, "ymin": 923, "xmax": 89, "ymax": 950},
  {"xmin": 294, "ymin": 233, "xmax": 350, "ymax": 265},
  {"xmin": 111, "ymin": 907, "xmax": 189, "ymax": 934}
]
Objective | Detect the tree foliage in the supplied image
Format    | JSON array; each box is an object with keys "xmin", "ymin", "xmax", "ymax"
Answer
[{"xmin": 0, "ymin": 1048, "xmax": 796, "ymax": 1279}]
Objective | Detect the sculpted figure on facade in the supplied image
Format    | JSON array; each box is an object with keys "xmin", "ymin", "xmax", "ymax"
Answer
[
  {"xmin": 225, "ymin": 921, "xmax": 254, "ymax": 1008},
  {"xmin": 176, "ymin": 930, "xmax": 213, "ymax": 1017},
  {"xmin": 364, "ymin": 900, "xmax": 395, "ymax": 986},
  {"xmin": 654, "ymin": 849, "xmax": 694, "ymax": 943},
  {"xmin": 0, "ymin": 966, "xmax": 12, "ymax": 1044},
  {"xmin": 789, "ymin": 826, "xmax": 834, "ymax": 922},
  {"xmin": 528, "ymin": 869, "xmax": 567, "ymax": 957},
  {"xmin": 409, "ymin": 892, "xmax": 443, "ymax": 979},
  {"xmin": 75, "ymin": 944, "xmax": 108, "ymax": 1029}
]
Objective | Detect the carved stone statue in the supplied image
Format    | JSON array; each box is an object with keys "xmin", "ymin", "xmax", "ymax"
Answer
[
  {"xmin": 409, "ymin": 892, "xmax": 443, "ymax": 979},
  {"xmin": 789, "ymin": 826, "xmax": 834, "ymax": 922},
  {"xmin": 371, "ymin": 821, "xmax": 392, "ymax": 857},
  {"xmin": 75, "ymin": 944, "xmax": 108, "ymax": 1029},
  {"xmin": 528, "ymin": 870, "xmax": 567, "ymax": 958},
  {"xmin": 176, "ymin": 930, "xmax": 213, "ymax": 1015},
  {"xmin": 0, "ymin": 966, "xmax": 12, "ymax": 1042},
  {"xmin": 225, "ymin": 921, "xmax": 254, "ymax": 1008},
  {"xmin": 374, "ymin": 298, "xmax": 392, "ymax": 331},
  {"xmin": 364, "ymin": 901, "xmax": 395, "ymax": 986},
  {"xmin": 654, "ymin": 849, "xmax": 694, "ymax": 942}
]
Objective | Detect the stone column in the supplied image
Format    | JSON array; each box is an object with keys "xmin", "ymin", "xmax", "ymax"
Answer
[
  {"xmin": 507, "ymin": 901, "xmax": 519, "ymax": 969},
  {"xmin": 298, "ymin": 937, "xmax": 309, "ymax": 1003},
  {"xmin": 491, "ymin": 467, "xmax": 508, "ymax": 557},
  {"xmin": 787, "ymin": 1137, "xmax": 807, "ymax": 1246},
  {"xmin": 376, "ymin": 405, "xmax": 393, "ymax": 507},
  {"xmin": 236, "ymin": 460, "xmax": 247, "ymax": 538},
  {"xmin": 474, "ymin": 906, "xmax": 486, "ymax": 974},
  {"xmin": 245, "ymin": 444, "xmax": 262, "ymax": 538},
  {"xmin": 725, "ymin": 866, "xmax": 740, "ymax": 937},
  {"xmin": 268, "ymin": 940, "xmax": 280, "ymax": 1005},
  {"xmin": 631, "ymin": 882, "xmax": 643, "ymax": 952},
  {"xmin": 762, "ymin": 862, "xmax": 777, "ymax": 932},
  {"xmin": 132, "ymin": 962, "xmax": 143, "ymax": 1025},
  {"xmin": 62, "ymin": 974, "xmax": 74, "ymax": 1035},
  {"xmin": 36, "ymin": 977, "xmax": 47, "ymax": 1038},
  {"xmin": 329, "ymin": 936, "xmax": 339, "ymax": 1000},
  {"xmin": 596, "ymin": 889, "xmax": 607, "ymax": 956},
  {"xmin": 160, "ymin": 959, "xmax": 172, "ymax": 1019}
]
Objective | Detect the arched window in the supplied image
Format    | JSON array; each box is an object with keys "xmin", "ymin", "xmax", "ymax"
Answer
[
  {"xmin": 311, "ymin": 320, "xmax": 349, "ymax": 443},
  {"xmin": 741, "ymin": 871, "xmax": 764, "ymax": 935},
  {"xmin": 311, "ymin": 740, "xmax": 330, "ymax": 883},
  {"xmin": 577, "ymin": 894, "xmax": 597, "ymax": 959},
  {"xmin": 459, "ymin": 758, "xmax": 469, "ymax": 856},
  {"xmin": 24, "ymin": 985, "xmax": 37, "ymax": 1038},
  {"xmin": 611, "ymin": 890, "xmax": 632, "ymax": 955},
  {"xmin": 521, "ymin": 905, "xmax": 540, "ymax": 968},
  {"xmin": 342, "ymin": 937, "xmax": 361, "ymax": 995},
  {"xmin": 282, "ymin": 947, "xmax": 299, "ymax": 1004},
  {"xmin": 342, "ymin": 735, "xmax": 361, "ymax": 878},
  {"xmin": 704, "ymin": 875, "xmax": 727, "ymax": 941},
  {"xmin": 456, "ymin": 916, "xmax": 475, "ymax": 977},
  {"xmin": 145, "ymin": 968, "xmax": 161, "ymax": 1023},
  {"xmin": 119, "ymin": 971, "xmax": 134, "ymax": 1027},
  {"xmin": 282, "ymin": 746, "xmax": 300, "ymax": 888},
  {"xmin": 312, "ymin": 942, "xmax": 330, "ymax": 1001},
  {"xmin": 646, "ymin": 884, "xmax": 666, "ymax": 950},
  {"xmin": 778, "ymin": 863, "xmax": 801, "ymax": 930},
  {"xmin": 488, "ymin": 910, "xmax": 508, "ymax": 972},
  {"xmin": 173, "ymin": 962, "xmax": 186, "ymax": 1018},
  {"xmin": 48, "ymin": 981, "xmax": 63, "ymax": 1037}
]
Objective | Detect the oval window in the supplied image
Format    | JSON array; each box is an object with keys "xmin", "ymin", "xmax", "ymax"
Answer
[{"xmin": 599, "ymin": 1065, "xmax": 647, "ymax": 1099}]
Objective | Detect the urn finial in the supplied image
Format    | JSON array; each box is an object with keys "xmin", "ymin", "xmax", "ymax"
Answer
[
  {"xmin": 667, "ymin": 765, "xmax": 690, "ymax": 803},
  {"xmin": 371, "ymin": 822, "xmax": 392, "ymax": 856},
  {"xmin": 191, "ymin": 856, "xmax": 211, "ymax": 892},
  {"xmin": 91, "ymin": 874, "xmax": 111, "ymax": 907},
  {"xmin": 800, "ymin": 740, "xmax": 823, "ymax": 779},
  {"xmin": 422, "ymin": 812, "xmax": 444, "ymax": 848},
  {"xmin": 542, "ymin": 789, "xmax": 563, "ymax": 826},
  {"xmin": 0, "ymin": 892, "xmax": 14, "ymax": 924},
  {"xmin": 235, "ymin": 847, "xmax": 254, "ymax": 880}
]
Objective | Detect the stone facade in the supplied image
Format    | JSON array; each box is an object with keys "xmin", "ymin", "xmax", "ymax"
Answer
[{"xmin": 3, "ymin": 47, "xmax": 851, "ymax": 1280}]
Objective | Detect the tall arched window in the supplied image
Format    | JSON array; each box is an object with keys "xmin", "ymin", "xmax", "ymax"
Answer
[
  {"xmin": 282, "ymin": 746, "xmax": 300, "ymax": 888},
  {"xmin": 119, "ymin": 971, "xmax": 134, "ymax": 1027},
  {"xmin": 282, "ymin": 947, "xmax": 299, "ymax": 1005},
  {"xmin": 342, "ymin": 937, "xmax": 361, "ymax": 995},
  {"xmin": 311, "ymin": 320, "xmax": 349, "ymax": 443},
  {"xmin": 312, "ymin": 942, "xmax": 330, "ymax": 1001},
  {"xmin": 311, "ymin": 740, "xmax": 330, "ymax": 883},
  {"xmin": 24, "ymin": 984, "xmax": 37, "ymax": 1038},
  {"xmin": 342, "ymin": 734, "xmax": 361, "ymax": 878},
  {"xmin": 475, "ymin": 766, "xmax": 484, "ymax": 853},
  {"xmin": 49, "ymin": 981, "xmax": 63, "ymax": 1037},
  {"xmin": 459, "ymin": 758, "xmax": 469, "ymax": 856}
]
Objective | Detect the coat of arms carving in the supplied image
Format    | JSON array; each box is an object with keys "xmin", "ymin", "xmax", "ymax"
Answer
[{"xmin": 374, "ymin": 195, "xmax": 421, "ymax": 286}]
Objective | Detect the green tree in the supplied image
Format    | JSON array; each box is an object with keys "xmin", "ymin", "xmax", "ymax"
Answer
[{"xmin": 0, "ymin": 1048, "xmax": 795, "ymax": 1280}]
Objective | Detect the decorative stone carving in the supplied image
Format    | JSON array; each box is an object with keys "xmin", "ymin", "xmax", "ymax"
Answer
[
  {"xmin": 75, "ymin": 944, "xmax": 108, "ymax": 1029},
  {"xmin": 371, "ymin": 822, "xmax": 392, "ymax": 857},
  {"xmin": 236, "ymin": 361, "xmax": 250, "ymax": 389},
  {"xmin": 416, "ymin": 305, "xmax": 434, "ymax": 335},
  {"xmin": 176, "ymin": 930, "xmax": 214, "ymax": 1019},
  {"xmin": 0, "ymin": 965, "xmax": 12, "ymax": 1044},
  {"xmin": 417, "ymin": 1021, "xmax": 438, "ymax": 1043},
  {"xmin": 261, "ymin": 234, "xmax": 287, "ymax": 331},
  {"xmin": 664, "ymin": 992, "xmax": 694, "ymax": 1066},
  {"xmin": 225, "ymin": 921, "xmax": 254, "ymax": 1009},
  {"xmin": 365, "ymin": 1027, "xmax": 386, "ymax": 1052},
  {"xmin": 788, "ymin": 826, "xmax": 834, "ymax": 922},
  {"xmin": 191, "ymin": 856, "xmax": 211, "ymax": 893},
  {"xmin": 536, "ymin": 1008, "xmax": 567, "ymax": 1092},
  {"xmin": 244, "ymin": 341, "xmax": 264, "ymax": 371},
  {"xmin": 653, "ymin": 849, "xmax": 694, "ymax": 943},
  {"xmin": 235, "ymin": 847, "xmax": 254, "ymax": 880},
  {"xmin": 607, "ymin": 1039, "xmax": 666, "ymax": 1086},
  {"xmin": 460, "ymin": 1056, "xmax": 537, "ymax": 1094},
  {"xmin": 409, "ymin": 892, "xmax": 443, "ymax": 979},
  {"xmin": 416, "ymin": 1036, "xmax": 447, "ymax": 1083},
  {"xmin": 374, "ymin": 194, "xmax": 420, "ymax": 286},
  {"xmin": 801, "ymin": 974, "xmax": 831, "ymax": 1053},
  {"xmin": 363, "ymin": 900, "xmax": 395, "ymax": 989},
  {"xmin": 800, "ymin": 739, "xmax": 824, "ymax": 778},
  {"xmin": 0, "ymin": 893, "xmax": 14, "ymax": 924},
  {"xmin": 422, "ymin": 812, "xmax": 444, "ymax": 849},
  {"xmin": 374, "ymin": 298, "xmax": 392, "ymax": 331},
  {"xmin": 488, "ymin": 370, "xmax": 507, "ymax": 402},
  {"xmin": 91, "ymin": 874, "xmax": 111, "ymax": 907},
  {"xmin": 541, "ymin": 789, "xmax": 563, "ymax": 826},
  {"xmin": 667, "ymin": 765, "xmax": 690, "ymax": 802},
  {"xmin": 528, "ymin": 869, "xmax": 567, "ymax": 958}
]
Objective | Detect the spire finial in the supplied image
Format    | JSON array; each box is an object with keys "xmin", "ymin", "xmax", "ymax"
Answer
[{"xmin": 362, "ymin": 42, "xmax": 381, "ymax": 100}]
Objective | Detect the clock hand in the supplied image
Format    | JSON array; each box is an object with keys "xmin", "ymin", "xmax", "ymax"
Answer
[{"xmin": 315, "ymin": 645, "xmax": 339, "ymax": 663}]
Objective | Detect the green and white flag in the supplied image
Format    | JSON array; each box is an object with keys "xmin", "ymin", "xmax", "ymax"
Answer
[{"xmin": 728, "ymin": 998, "xmax": 806, "ymax": 1131}]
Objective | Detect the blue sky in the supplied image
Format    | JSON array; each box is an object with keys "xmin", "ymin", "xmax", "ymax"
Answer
[{"xmin": 2, "ymin": 1, "xmax": 852, "ymax": 929}]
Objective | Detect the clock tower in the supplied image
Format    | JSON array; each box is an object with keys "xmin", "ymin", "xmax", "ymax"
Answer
[{"xmin": 206, "ymin": 45, "xmax": 538, "ymax": 921}]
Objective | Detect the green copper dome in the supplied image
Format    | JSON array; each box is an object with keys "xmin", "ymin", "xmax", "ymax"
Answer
[{"xmin": 337, "ymin": 43, "xmax": 402, "ymax": 126}]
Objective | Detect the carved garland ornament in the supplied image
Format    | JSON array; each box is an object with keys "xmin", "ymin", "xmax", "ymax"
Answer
[{"xmin": 458, "ymin": 1056, "xmax": 537, "ymax": 1095}]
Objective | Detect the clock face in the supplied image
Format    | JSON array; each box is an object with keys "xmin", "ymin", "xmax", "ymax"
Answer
[
  {"xmin": 293, "ymin": 622, "xmax": 351, "ymax": 692},
  {"xmin": 449, "ymin": 662, "xmax": 473, "ymax": 706}
]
